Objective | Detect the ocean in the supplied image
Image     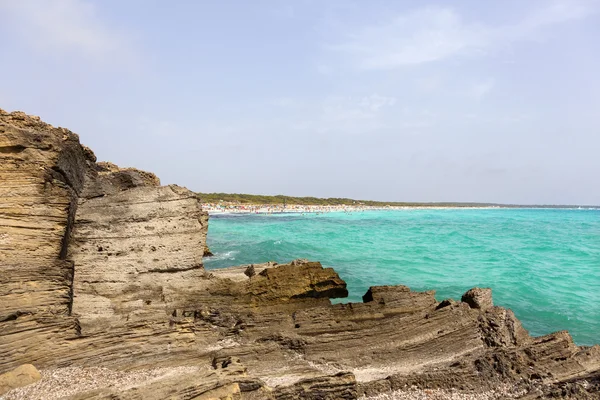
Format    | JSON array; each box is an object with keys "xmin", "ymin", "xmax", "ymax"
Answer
[{"xmin": 204, "ymin": 208, "xmax": 600, "ymax": 346}]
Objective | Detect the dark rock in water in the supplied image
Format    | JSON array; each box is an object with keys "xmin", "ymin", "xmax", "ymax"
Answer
[
  {"xmin": 203, "ymin": 244, "xmax": 214, "ymax": 257},
  {"xmin": 1, "ymin": 108, "xmax": 599, "ymax": 399},
  {"xmin": 462, "ymin": 287, "xmax": 494, "ymax": 311}
]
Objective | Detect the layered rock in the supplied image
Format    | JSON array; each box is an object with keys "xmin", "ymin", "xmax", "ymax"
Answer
[
  {"xmin": 71, "ymin": 185, "xmax": 208, "ymax": 330},
  {"xmin": 0, "ymin": 110, "xmax": 88, "ymax": 373},
  {"xmin": 0, "ymin": 108, "xmax": 211, "ymax": 371},
  {"xmin": 1, "ymin": 109, "xmax": 599, "ymax": 399}
]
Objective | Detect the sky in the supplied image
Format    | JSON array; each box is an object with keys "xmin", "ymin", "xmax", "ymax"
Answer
[{"xmin": 1, "ymin": 0, "xmax": 599, "ymax": 205}]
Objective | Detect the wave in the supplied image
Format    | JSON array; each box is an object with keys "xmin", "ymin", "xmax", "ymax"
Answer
[{"xmin": 203, "ymin": 250, "xmax": 239, "ymax": 263}]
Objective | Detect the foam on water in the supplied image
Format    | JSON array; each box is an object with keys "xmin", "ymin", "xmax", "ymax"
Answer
[
  {"xmin": 206, "ymin": 250, "xmax": 239, "ymax": 262},
  {"xmin": 204, "ymin": 209, "xmax": 600, "ymax": 345}
]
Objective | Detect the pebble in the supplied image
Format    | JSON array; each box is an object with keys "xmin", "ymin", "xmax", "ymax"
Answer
[{"xmin": 1, "ymin": 366, "xmax": 202, "ymax": 400}]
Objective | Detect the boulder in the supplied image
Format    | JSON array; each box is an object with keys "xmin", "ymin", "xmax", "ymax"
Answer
[
  {"xmin": 203, "ymin": 244, "xmax": 214, "ymax": 257},
  {"xmin": 0, "ymin": 364, "xmax": 41, "ymax": 395},
  {"xmin": 461, "ymin": 287, "xmax": 493, "ymax": 311}
]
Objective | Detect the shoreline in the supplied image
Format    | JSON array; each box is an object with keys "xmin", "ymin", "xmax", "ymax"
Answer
[
  {"xmin": 202, "ymin": 203, "xmax": 598, "ymax": 215},
  {"xmin": 202, "ymin": 203, "xmax": 502, "ymax": 215}
]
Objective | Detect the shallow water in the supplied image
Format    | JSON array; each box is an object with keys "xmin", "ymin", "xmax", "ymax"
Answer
[{"xmin": 205, "ymin": 209, "xmax": 600, "ymax": 346}]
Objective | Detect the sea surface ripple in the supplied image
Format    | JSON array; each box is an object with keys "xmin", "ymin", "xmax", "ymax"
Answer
[{"xmin": 205, "ymin": 209, "xmax": 600, "ymax": 346}]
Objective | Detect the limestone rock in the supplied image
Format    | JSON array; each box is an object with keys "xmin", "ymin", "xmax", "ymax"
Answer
[
  {"xmin": 362, "ymin": 285, "xmax": 436, "ymax": 311},
  {"xmin": 0, "ymin": 109, "xmax": 88, "ymax": 372},
  {"xmin": 435, "ymin": 298, "xmax": 457, "ymax": 310},
  {"xmin": 65, "ymin": 369, "xmax": 249, "ymax": 400},
  {"xmin": 0, "ymin": 109, "xmax": 210, "ymax": 372},
  {"xmin": 208, "ymin": 260, "xmax": 348, "ymax": 303},
  {"xmin": 273, "ymin": 372, "xmax": 356, "ymax": 400},
  {"xmin": 96, "ymin": 161, "xmax": 160, "ymax": 186},
  {"xmin": 0, "ymin": 364, "xmax": 41, "ymax": 395},
  {"xmin": 70, "ymin": 184, "xmax": 208, "ymax": 329},
  {"xmin": 462, "ymin": 287, "xmax": 494, "ymax": 311},
  {"xmin": 244, "ymin": 264, "xmax": 256, "ymax": 278},
  {"xmin": 209, "ymin": 261, "xmax": 278, "ymax": 282}
]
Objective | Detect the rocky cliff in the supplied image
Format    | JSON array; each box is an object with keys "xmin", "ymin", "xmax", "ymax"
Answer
[{"xmin": 0, "ymin": 109, "xmax": 599, "ymax": 399}]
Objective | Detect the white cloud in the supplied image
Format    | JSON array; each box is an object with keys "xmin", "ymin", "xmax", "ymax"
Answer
[
  {"xmin": 358, "ymin": 94, "xmax": 397, "ymax": 112},
  {"xmin": 331, "ymin": 7, "xmax": 487, "ymax": 69},
  {"xmin": 469, "ymin": 79, "xmax": 495, "ymax": 100},
  {"xmin": 0, "ymin": 0, "xmax": 135, "ymax": 63},
  {"xmin": 521, "ymin": 0, "xmax": 592, "ymax": 29},
  {"xmin": 417, "ymin": 75, "xmax": 443, "ymax": 93},
  {"xmin": 329, "ymin": 1, "xmax": 595, "ymax": 70},
  {"xmin": 261, "ymin": 94, "xmax": 399, "ymax": 136},
  {"xmin": 322, "ymin": 94, "xmax": 396, "ymax": 122}
]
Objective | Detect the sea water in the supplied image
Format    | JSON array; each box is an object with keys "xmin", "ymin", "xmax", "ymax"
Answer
[{"xmin": 204, "ymin": 209, "xmax": 600, "ymax": 346}]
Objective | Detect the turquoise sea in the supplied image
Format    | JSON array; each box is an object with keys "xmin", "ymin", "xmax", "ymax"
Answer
[{"xmin": 205, "ymin": 209, "xmax": 600, "ymax": 346}]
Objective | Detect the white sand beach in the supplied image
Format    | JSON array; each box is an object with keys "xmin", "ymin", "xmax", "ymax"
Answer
[{"xmin": 202, "ymin": 203, "xmax": 501, "ymax": 215}]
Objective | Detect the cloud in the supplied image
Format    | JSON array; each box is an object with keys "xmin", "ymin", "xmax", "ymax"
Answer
[
  {"xmin": 0, "ymin": 0, "xmax": 135, "ymax": 64},
  {"xmin": 328, "ymin": 1, "xmax": 595, "ymax": 70},
  {"xmin": 330, "ymin": 7, "xmax": 487, "ymax": 69},
  {"xmin": 259, "ymin": 94, "xmax": 399, "ymax": 136},
  {"xmin": 469, "ymin": 79, "xmax": 495, "ymax": 100},
  {"xmin": 322, "ymin": 94, "xmax": 396, "ymax": 122},
  {"xmin": 521, "ymin": 0, "xmax": 592, "ymax": 29},
  {"xmin": 358, "ymin": 94, "xmax": 397, "ymax": 111}
]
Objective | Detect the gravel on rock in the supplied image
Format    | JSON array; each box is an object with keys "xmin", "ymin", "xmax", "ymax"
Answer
[
  {"xmin": 0, "ymin": 366, "xmax": 203, "ymax": 400},
  {"xmin": 360, "ymin": 385, "xmax": 527, "ymax": 400}
]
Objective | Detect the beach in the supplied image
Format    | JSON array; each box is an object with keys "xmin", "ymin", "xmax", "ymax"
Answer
[{"xmin": 201, "ymin": 202, "xmax": 502, "ymax": 215}]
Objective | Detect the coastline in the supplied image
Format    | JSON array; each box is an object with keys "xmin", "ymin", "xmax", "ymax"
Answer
[
  {"xmin": 202, "ymin": 203, "xmax": 503, "ymax": 215},
  {"xmin": 202, "ymin": 203, "xmax": 599, "ymax": 215},
  {"xmin": 2, "ymin": 108, "xmax": 599, "ymax": 399}
]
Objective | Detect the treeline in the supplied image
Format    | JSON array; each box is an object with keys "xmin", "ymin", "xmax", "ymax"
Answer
[{"xmin": 196, "ymin": 192, "xmax": 504, "ymax": 207}]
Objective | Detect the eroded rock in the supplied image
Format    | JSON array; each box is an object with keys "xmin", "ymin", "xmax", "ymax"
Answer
[
  {"xmin": 362, "ymin": 285, "xmax": 436, "ymax": 311},
  {"xmin": 0, "ymin": 364, "xmax": 41, "ymax": 396},
  {"xmin": 462, "ymin": 287, "xmax": 494, "ymax": 311}
]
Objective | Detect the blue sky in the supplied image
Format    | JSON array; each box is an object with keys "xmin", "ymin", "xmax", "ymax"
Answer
[{"xmin": 1, "ymin": 0, "xmax": 599, "ymax": 204}]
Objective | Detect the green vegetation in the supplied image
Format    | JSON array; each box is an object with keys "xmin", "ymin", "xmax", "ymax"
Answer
[
  {"xmin": 197, "ymin": 193, "xmax": 597, "ymax": 208},
  {"xmin": 197, "ymin": 192, "xmax": 503, "ymax": 207}
]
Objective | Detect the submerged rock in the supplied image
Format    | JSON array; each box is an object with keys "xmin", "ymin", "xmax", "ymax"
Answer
[{"xmin": 203, "ymin": 244, "xmax": 214, "ymax": 257}]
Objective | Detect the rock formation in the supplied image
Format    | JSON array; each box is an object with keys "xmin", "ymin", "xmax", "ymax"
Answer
[
  {"xmin": 0, "ymin": 365, "xmax": 41, "ymax": 396},
  {"xmin": 1, "ymin": 108, "xmax": 599, "ymax": 399}
]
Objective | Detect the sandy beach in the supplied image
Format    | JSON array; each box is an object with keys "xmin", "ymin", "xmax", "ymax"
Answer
[
  {"xmin": 203, "ymin": 203, "xmax": 373, "ymax": 214},
  {"xmin": 202, "ymin": 203, "xmax": 501, "ymax": 215}
]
